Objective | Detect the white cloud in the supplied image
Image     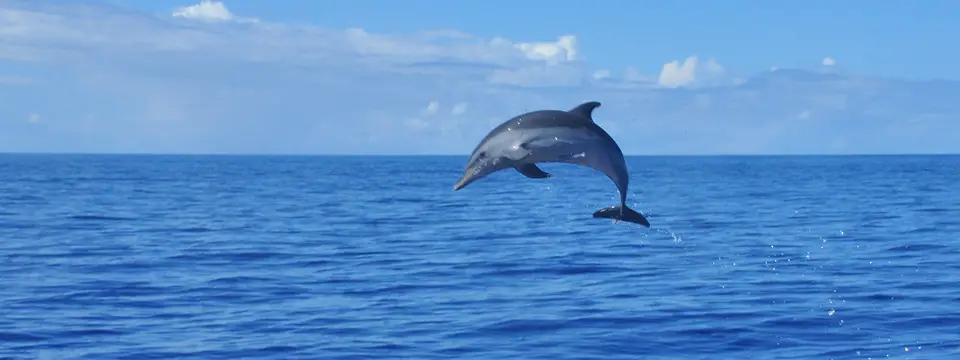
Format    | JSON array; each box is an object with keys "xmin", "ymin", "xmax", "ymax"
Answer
[
  {"xmin": 822, "ymin": 57, "xmax": 836, "ymax": 66},
  {"xmin": 405, "ymin": 117, "xmax": 429, "ymax": 131},
  {"xmin": 658, "ymin": 56, "xmax": 727, "ymax": 88},
  {"xmin": 27, "ymin": 113, "xmax": 40, "ymax": 123},
  {"xmin": 0, "ymin": 1, "xmax": 577, "ymax": 79},
  {"xmin": 623, "ymin": 67, "xmax": 649, "ymax": 83},
  {"xmin": 622, "ymin": 66, "xmax": 657, "ymax": 85},
  {"xmin": 172, "ymin": 0, "xmax": 255, "ymax": 22},
  {"xmin": 592, "ymin": 69, "xmax": 612, "ymax": 80},
  {"xmin": 451, "ymin": 102, "xmax": 468, "ymax": 116},
  {"xmin": 510, "ymin": 35, "xmax": 577, "ymax": 64},
  {"xmin": 405, "ymin": 100, "xmax": 447, "ymax": 134},
  {"xmin": 424, "ymin": 101, "xmax": 440, "ymax": 116},
  {"xmin": 658, "ymin": 58, "xmax": 697, "ymax": 87},
  {"xmin": 0, "ymin": 1, "xmax": 957, "ymax": 155},
  {"xmin": 798, "ymin": 110, "xmax": 811, "ymax": 119}
]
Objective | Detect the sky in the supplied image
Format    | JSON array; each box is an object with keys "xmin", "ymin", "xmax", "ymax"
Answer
[{"xmin": 2, "ymin": 0, "xmax": 959, "ymax": 155}]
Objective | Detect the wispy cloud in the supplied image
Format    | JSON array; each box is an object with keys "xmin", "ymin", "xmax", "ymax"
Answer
[{"xmin": 0, "ymin": 1, "xmax": 957, "ymax": 155}]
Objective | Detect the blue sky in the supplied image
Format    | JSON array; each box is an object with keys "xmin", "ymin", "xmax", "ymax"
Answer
[{"xmin": 2, "ymin": 0, "xmax": 958, "ymax": 155}]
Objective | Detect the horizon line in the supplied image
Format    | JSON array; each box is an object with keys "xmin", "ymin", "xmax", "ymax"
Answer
[{"xmin": 1, "ymin": 151, "xmax": 958, "ymax": 157}]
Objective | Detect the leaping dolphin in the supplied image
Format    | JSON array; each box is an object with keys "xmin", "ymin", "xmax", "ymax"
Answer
[{"xmin": 453, "ymin": 101, "xmax": 650, "ymax": 227}]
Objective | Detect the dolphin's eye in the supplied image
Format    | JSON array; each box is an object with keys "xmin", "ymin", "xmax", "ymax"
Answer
[{"xmin": 478, "ymin": 151, "xmax": 487, "ymax": 159}]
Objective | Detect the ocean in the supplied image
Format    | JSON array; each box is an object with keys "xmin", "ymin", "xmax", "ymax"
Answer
[{"xmin": 1, "ymin": 154, "xmax": 958, "ymax": 359}]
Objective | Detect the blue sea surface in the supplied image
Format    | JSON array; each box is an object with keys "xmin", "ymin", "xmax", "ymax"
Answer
[{"xmin": 1, "ymin": 154, "xmax": 958, "ymax": 359}]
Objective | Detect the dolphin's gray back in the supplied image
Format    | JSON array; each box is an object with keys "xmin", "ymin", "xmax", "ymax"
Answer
[
  {"xmin": 471, "ymin": 101, "xmax": 630, "ymax": 204},
  {"xmin": 473, "ymin": 102, "xmax": 614, "ymax": 151}
]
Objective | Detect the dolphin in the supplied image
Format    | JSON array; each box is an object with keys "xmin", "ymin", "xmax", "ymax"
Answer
[{"xmin": 453, "ymin": 101, "xmax": 650, "ymax": 227}]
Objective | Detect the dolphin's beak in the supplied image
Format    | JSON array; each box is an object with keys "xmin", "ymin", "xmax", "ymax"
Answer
[
  {"xmin": 454, "ymin": 159, "xmax": 492, "ymax": 191},
  {"xmin": 453, "ymin": 175, "xmax": 469, "ymax": 191}
]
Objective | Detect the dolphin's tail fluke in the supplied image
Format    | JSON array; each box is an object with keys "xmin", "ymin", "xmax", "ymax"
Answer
[{"xmin": 592, "ymin": 205, "xmax": 650, "ymax": 227}]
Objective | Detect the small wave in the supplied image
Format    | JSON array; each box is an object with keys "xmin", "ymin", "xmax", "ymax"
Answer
[
  {"xmin": 141, "ymin": 226, "xmax": 216, "ymax": 233},
  {"xmin": 474, "ymin": 265, "xmax": 630, "ymax": 278},
  {"xmin": 68, "ymin": 215, "xmax": 136, "ymax": 221},
  {"xmin": 0, "ymin": 331, "xmax": 47, "ymax": 342},
  {"xmin": 885, "ymin": 243, "xmax": 947, "ymax": 252}
]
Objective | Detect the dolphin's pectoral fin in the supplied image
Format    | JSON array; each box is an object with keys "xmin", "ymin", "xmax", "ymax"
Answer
[{"xmin": 515, "ymin": 163, "xmax": 552, "ymax": 179}]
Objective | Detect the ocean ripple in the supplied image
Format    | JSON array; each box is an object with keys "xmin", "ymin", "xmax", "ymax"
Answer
[{"xmin": 1, "ymin": 154, "xmax": 959, "ymax": 359}]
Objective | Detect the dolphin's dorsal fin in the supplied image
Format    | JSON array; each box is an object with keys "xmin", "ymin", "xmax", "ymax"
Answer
[{"xmin": 568, "ymin": 101, "xmax": 601, "ymax": 122}]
